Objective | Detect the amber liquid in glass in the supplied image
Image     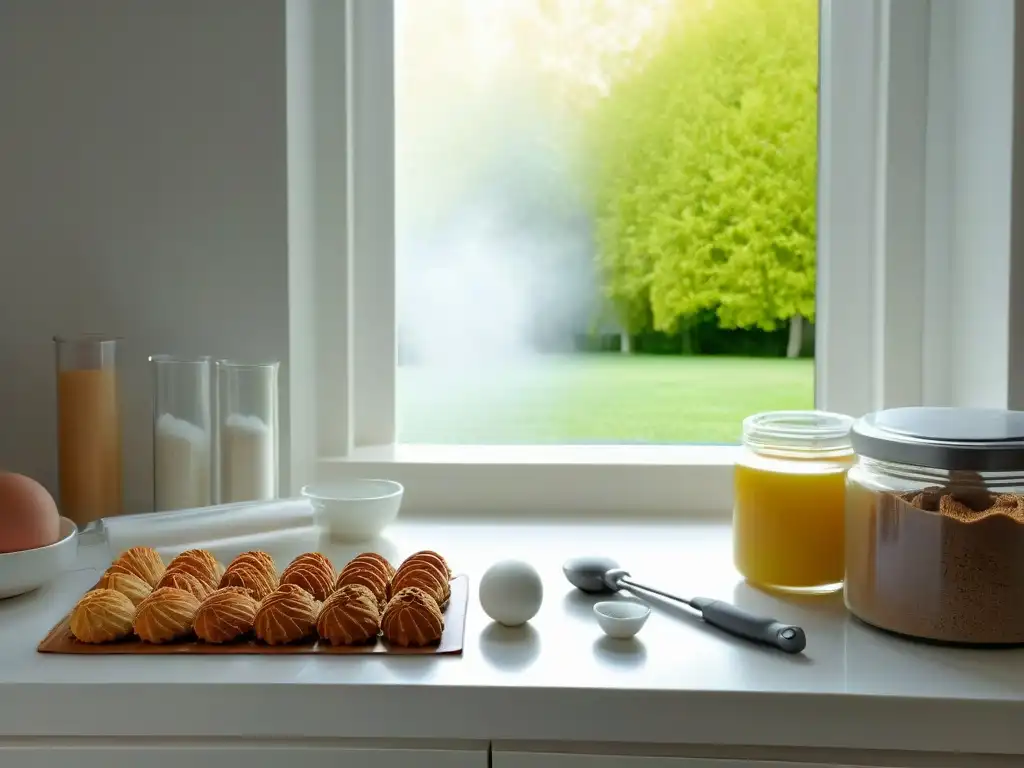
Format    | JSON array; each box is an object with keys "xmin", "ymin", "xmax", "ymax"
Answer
[{"xmin": 57, "ymin": 369, "xmax": 122, "ymax": 524}]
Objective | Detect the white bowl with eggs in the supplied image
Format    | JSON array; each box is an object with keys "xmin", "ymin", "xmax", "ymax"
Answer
[
  {"xmin": 0, "ymin": 471, "xmax": 79, "ymax": 598},
  {"xmin": 0, "ymin": 517, "xmax": 78, "ymax": 598}
]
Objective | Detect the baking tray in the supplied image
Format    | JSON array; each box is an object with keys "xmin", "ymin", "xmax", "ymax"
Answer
[{"xmin": 38, "ymin": 574, "xmax": 468, "ymax": 655}]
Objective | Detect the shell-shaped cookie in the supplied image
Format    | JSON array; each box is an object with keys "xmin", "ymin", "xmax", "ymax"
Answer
[
  {"xmin": 108, "ymin": 546, "xmax": 165, "ymax": 587},
  {"xmin": 281, "ymin": 552, "xmax": 335, "ymax": 602},
  {"xmin": 219, "ymin": 563, "xmax": 278, "ymax": 600},
  {"xmin": 98, "ymin": 570, "xmax": 153, "ymax": 606},
  {"xmin": 194, "ymin": 587, "xmax": 259, "ymax": 644},
  {"xmin": 381, "ymin": 586, "xmax": 444, "ymax": 647},
  {"xmin": 254, "ymin": 583, "xmax": 319, "ymax": 645},
  {"xmin": 402, "ymin": 550, "xmax": 451, "ymax": 578},
  {"xmin": 70, "ymin": 588, "xmax": 135, "ymax": 643},
  {"xmin": 317, "ymin": 583, "xmax": 380, "ymax": 646},
  {"xmin": 350, "ymin": 552, "xmax": 396, "ymax": 580},
  {"xmin": 167, "ymin": 549, "xmax": 221, "ymax": 590},
  {"xmin": 392, "ymin": 563, "xmax": 450, "ymax": 605},
  {"xmin": 157, "ymin": 568, "xmax": 213, "ymax": 600},
  {"xmin": 225, "ymin": 550, "xmax": 277, "ymax": 582},
  {"xmin": 133, "ymin": 587, "xmax": 201, "ymax": 643},
  {"xmin": 336, "ymin": 561, "xmax": 389, "ymax": 607}
]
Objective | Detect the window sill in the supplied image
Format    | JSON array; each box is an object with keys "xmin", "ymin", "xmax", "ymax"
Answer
[{"xmin": 316, "ymin": 444, "xmax": 739, "ymax": 517}]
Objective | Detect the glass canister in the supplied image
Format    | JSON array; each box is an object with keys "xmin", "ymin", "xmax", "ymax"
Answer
[
  {"xmin": 215, "ymin": 360, "xmax": 280, "ymax": 503},
  {"xmin": 150, "ymin": 355, "xmax": 213, "ymax": 511},
  {"xmin": 734, "ymin": 410, "xmax": 855, "ymax": 593},
  {"xmin": 846, "ymin": 407, "xmax": 1024, "ymax": 645},
  {"xmin": 54, "ymin": 334, "xmax": 123, "ymax": 525}
]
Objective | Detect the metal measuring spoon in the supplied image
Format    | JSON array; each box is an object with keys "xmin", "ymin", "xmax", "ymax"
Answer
[{"xmin": 563, "ymin": 556, "xmax": 807, "ymax": 654}]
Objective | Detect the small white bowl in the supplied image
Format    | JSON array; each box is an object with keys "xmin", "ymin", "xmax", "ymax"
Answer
[
  {"xmin": 594, "ymin": 600, "xmax": 651, "ymax": 639},
  {"xmin": 0, "ymin": 517, "xmax": 78, "ymax": 599},
  {"xmin": 302, "ymin": 479, "xmax": 403, "ymax": 542}
]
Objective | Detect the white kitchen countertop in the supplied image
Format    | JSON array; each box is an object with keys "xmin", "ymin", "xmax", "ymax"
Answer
[{"xmin": 1, "ymin": 518, "xmax": 1022, "ymax": 754}]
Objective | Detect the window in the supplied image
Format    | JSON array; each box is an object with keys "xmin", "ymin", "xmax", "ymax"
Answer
[
  {"xmin": 286, "ymin": 0, "xmax": 1024, "ymax": 514},
  {"xmin": 395, "ymin": 0, "xmax": 818, "ymax": 447}
]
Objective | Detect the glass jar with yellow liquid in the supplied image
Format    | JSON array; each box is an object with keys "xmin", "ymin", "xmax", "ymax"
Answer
[{"xmin": 733, "ymin": 410, "xmax": 855, "ymax": 593}]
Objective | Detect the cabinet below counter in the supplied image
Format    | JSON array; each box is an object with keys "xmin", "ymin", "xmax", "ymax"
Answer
[
  {"xmin": 0, "ymin": 742, "xmax": 486, "ymax": 768},
  {"xmin": 1, "ymin": 741, "xmax": 1021, "ymax": 768}
]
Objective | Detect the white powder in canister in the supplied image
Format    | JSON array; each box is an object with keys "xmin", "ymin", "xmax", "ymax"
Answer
[
  {"xmin": 220, "ymin": 413, "xmax": 276, "ymax": 502},
  {"xmin": 154, "ymin": 413, "xmax": 211, "ymax": 511}
]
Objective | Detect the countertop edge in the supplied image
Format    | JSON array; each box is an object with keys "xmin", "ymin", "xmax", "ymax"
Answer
[{"xmin": 2, "ymin": 682, "xmax": 1022, "ymax": 755}]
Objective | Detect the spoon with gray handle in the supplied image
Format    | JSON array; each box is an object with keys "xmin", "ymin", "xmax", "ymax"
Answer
[{"xmin": 563, "ymin": 556, "xmax": 807, "ymax": 654}]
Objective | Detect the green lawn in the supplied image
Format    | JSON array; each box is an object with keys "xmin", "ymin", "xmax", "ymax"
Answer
[{"xmin": 397, "ymin": 355, "xmax": 814, "ymax": 444}]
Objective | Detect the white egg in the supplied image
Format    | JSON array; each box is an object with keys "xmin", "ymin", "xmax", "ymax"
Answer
[{"xmin": 479, "ymin": 559, "xmax": 544, "ymax": 627}]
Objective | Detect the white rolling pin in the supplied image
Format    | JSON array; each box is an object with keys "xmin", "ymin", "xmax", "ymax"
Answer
[{"xmin": 81, "ymin": 498, "xmax": 314, "ymax": 556}]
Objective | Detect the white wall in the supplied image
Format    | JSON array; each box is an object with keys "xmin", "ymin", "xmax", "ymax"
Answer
[{"xmin": 0, "ymin": 0, "xmax": 291, "ymax": 513}]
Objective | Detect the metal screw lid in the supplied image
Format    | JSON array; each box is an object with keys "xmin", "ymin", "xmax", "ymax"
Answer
[{"xmin": 851, "ymin": 407, "xmax": 1024, "ymax": 471}]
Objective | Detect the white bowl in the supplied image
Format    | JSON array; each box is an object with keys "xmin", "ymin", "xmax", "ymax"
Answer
[
  {"xmin": 0, "ymin": 517, "xmax": 78, "ymax": 599},
  {"xmin": 594, "ymin": 599, "xmax": 651, "ymax": 639},
  {"xmin": 301, "ymin": 479, "xmax": 403, "ymax": 542}
]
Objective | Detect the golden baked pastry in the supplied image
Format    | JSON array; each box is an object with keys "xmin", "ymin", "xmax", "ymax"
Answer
[
  {"xmin": 70, "ymin": 588, "xmax": 135, "ymax": 643},
  {"xmin": 403, "ymin": 550, "xmax": 451, "ymax": 578},
  {"xmin": 157, "ymin": 568, "xmax": 213, "ymax": 600},
  {"xmin": 220, "ymin": 562, "xmax": 277, "ymax": 600},
  {"xmin": 392, "ymin": 563, "xmax": 450, "ymax": 606},
  {"xmin": 350, "ymin": 552, "xmax": 396, "ymax": 580},
  {"xmin": 381, "ymin": 586, "xmax": 444, "ymax": 647},
  {"xmin": 98, "ymin": 569, "xmax": 153, "ymax": 606},
  {"xmin": 166, "ymin": 548, "xmax": 221, "ymax": 590},
  {"xmin": 254, "ymin": 583, "xmax": 319, "ymax": 645},
  {"xmin": 317, "ymin": 583, "xmax": 380, "ymax": 646},
  {"xmin": 194, "ymin": 587, "xmax": 259, "ymax": 644},
  {"xmin": 281, "ymin": 552, "xmax": 335, "ymax": 602},
  {"xmin": 345, "ymin": 555, "xmax": 392, "ymax": 587},
  {"xmin": 225, "ymin": 550, "xmax": 277, "ymax": 581},
  {"xmin": 133, "ymin": 587, "xmax": 201, "ymax": 643},
  {"xmin": 108, "ymin": 546, "xmax": 165, "ymax": 587},
  {"xmin": 336, "ymin": 561, "xmax": 389, "ymax": 608}
]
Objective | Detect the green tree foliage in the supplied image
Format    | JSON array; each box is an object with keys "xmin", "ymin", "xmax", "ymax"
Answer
[{"xmin": 586, "ymin": 0, "xmax": 818, "ymax": 335}]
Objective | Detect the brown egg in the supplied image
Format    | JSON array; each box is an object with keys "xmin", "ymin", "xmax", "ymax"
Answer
[
  {"xmin": 317, "ymin": 584, "xmax": 380, "ymax": 646},
  {"xmin": 108, "ymin": 546, "xmax": 166, "ymax": 587},
  {"xmin": 281, "ymin": 552, "xmax": 335, "ymax": 602},
  {"xmin": 381, "ymin": 586, "xmax": 444, "ymax": 647},
  {"xmin": 254, "ymin": 583, "xmax": 319, "ymax": 645},
  {"xmin": 220, "ymin": 563, "xmax": 277, "ymax": 600},
  {"xmin": 70, "ymin": 588, "xmax": 135, "ymax": 643},
  {"xmin": 133, "ymin": 587, "xmax": 200, "ymax": 643},
  {"xmin": 0, "ymin": 472, "xmax": 60, "ymax": 553},
  {"xmin": 194, "ymin": 587, "xmax": 259, "ymax": 644},
  {"xmin": 166, "ymin": 549, "xmax": 221, "ymax": 590},
  {"xmin": 157, "ymin": 568, "xmax": 213, "ymax": 600},
  {"xmin": 98, "ymin": 570, "xmax": 153, "ymax": 606},
  {"xmin": 392, "ymin": 563, "xmax": 450, "ymax": 606}
]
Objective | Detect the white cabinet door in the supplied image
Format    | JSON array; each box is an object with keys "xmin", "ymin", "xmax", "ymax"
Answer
[
  {"xmin": 493, "ymin": 754, "xmax": 858, "ymax": 768},
  {"xmin": 0, "ymin": 745, "xmax": 487, "ymax": 768}
]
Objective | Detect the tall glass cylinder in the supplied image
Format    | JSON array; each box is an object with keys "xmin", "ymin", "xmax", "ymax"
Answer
[
  {"xmin": 54, "ymin": 334, "xmax": 122, "ymax": 525},
  {"xmin": 151, "ymin": 355, "xmax": 212, "ymax": 511},
  {"xmin": 215, "ymin": 360, "xmax": 279, "ymax": 503}
]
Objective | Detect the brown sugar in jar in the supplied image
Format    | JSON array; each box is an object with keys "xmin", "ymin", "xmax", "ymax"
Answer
[{"xmin": 845, "ymin": 407, "xmax": 1024, "ymax": 645}]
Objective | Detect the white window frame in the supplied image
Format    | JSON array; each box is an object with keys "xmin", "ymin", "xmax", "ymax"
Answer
[{"xmin": 285, "ymin": 0, "xmax": 1024, "ymax": 515}]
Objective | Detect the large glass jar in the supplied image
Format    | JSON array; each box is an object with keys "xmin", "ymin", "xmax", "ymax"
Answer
[
  {"xmin": 734, "ymin": 411, "xmax": 855, "ymax": 593},
  {"xmin": 846, "ymin": 407, "xmax": 1024, "ymax": 645}
]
